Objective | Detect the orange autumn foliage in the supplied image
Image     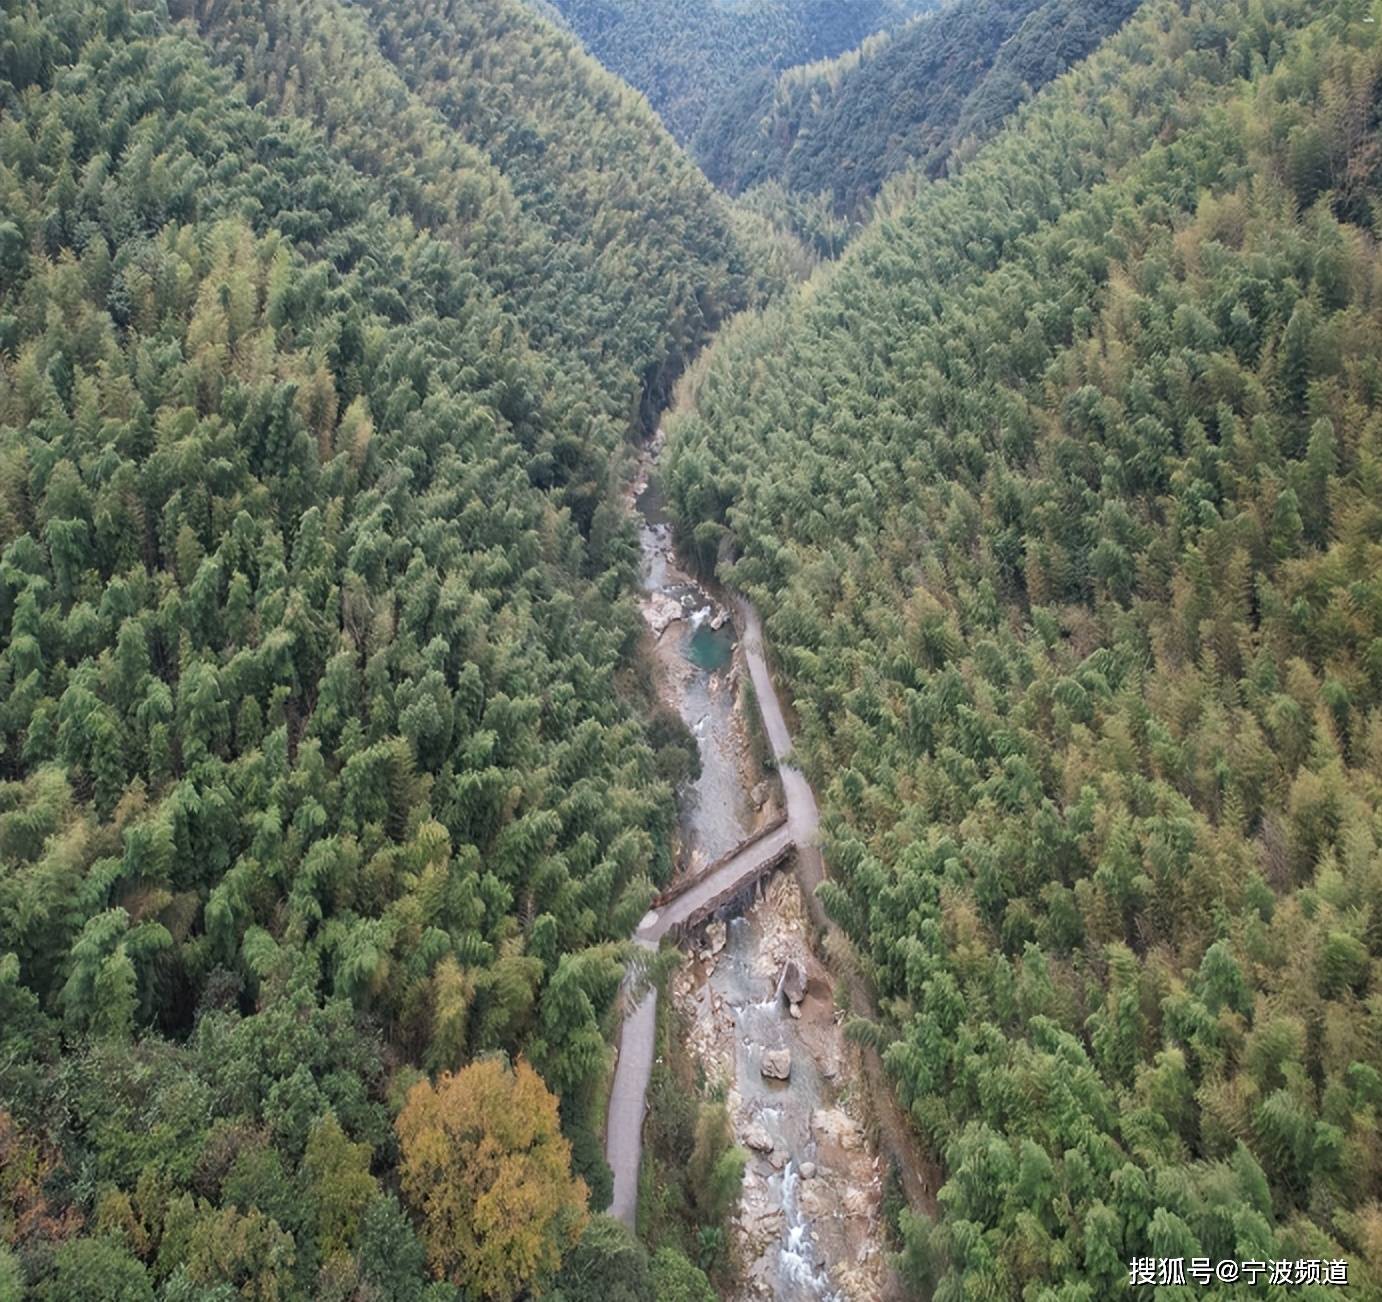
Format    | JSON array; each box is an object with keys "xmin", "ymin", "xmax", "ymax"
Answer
[
  {"xmin": 0, "ymin": 1111, "xmax": 83, "ymax": 1249},
  {"xmin": 395, "ymin": 1058, "xmax": 587, "ymax": 1300}
]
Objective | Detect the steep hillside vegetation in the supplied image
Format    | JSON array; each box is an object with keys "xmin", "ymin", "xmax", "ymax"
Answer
[
  {"xmin": 667, "ymin": 0, "xmax": 1382, "ymax": 1293},
  {"xmin": 176, "ymin": 0, "xmax": 755, "ymax": 434},
  {"xmin": 695, "ymin": 0, "xmax": 1144, "ymax": 215},
  {"xmin": 0, "ymin": 0, "xmax": 743, "ymax": 1295},
  {"xmin": 536, "ymin": 0, "xmax": 932, "ymax": 144}
]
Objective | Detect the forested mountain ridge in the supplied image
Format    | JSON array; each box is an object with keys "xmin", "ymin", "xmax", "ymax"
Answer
[
  {"xmin": 534, "ymin": 0, "xmax": 935, "ymax": 145},
  {"xmin": 666, "ymin": 0, "xmax": 1382, "ymax": 1294},
  {"xmin": 174, "ymin": 0, "xmax": 757, "ymax": 436},
  {"xmin": 694, "ymin": 0, "xmax": 1145, "ymax": 215},
  {"xmin": 0, "ymin": 0, "xmax": 745, "ymax": 1296}
]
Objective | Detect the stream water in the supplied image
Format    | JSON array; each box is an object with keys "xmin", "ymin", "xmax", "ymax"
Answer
[
  {"xmin": 714, "ymin": 911, "xmax": 845, "ymax": 1302},
  {"xmin": 635, "ymin": 448, "xmax": 882, "ymax": 1301},
  {"xmin": 636, "ymin": 474, "xmax": 748, "ymax": 865}
]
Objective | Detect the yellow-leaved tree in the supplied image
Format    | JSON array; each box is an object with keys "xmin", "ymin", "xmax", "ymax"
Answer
[{"xmin": 396, "ymin": 1058, "xmax": 587, "ymax": 1299}]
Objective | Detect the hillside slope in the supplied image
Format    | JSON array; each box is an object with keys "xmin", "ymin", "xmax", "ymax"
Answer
[
  {"xmin": 536, "ymin": 0, "xmax": 932, "ymax": 144},
  {"xmin": 666, "ymin": 0, "xmax": 1382, "ymax": 1293},
  {"xmin": 177, "ymin": 0, "xmax": 756, "ymax": 437},
  {"xmin": 0, "ymin": 0, "xmax": 745, "ymax": 1295},
  {"xmin": 695, "ymin": 0, "xmax": 1144, "ymax": 215}
]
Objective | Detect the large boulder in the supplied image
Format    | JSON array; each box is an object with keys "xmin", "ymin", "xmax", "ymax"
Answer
[
  {"xmin": 779, "ymin": 959, "xmax": 806, "ymax": 1006},
  {"xmin": 761, "ymin": 1049, "xmax": 792, "ymax": 1081},
  {"xmin": 811, "ymin": 1107, "xmax": 863, "ymax": 1151},
  {"xmin": 643, "ymin": 591, "xmax": 685, "ymax": 636},
  {"xmin": 743, "ymin": 1123, "xmax": 774, "ymax": 1153}
]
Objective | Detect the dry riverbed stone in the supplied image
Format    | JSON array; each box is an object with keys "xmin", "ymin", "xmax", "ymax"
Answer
[
  {"xmin": 761, "ymin": 1048, "xmax": 792, "ymax": 1080},
  {"xmin": 779, "ymin": 958, "xmax": 806, "ymax": 1005},
  {"xmin": 744, "ymin": 1123, "xmax": 774, "ymax": 1152}
]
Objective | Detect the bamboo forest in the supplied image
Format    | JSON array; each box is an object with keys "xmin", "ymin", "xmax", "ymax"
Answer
[{"xmin": 2, "ymin": 0, "xmax": 1382, "ymax": 1299}]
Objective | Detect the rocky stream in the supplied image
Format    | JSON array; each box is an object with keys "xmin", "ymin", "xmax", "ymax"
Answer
[{"xmin": 632, "ymin": 437, "xmax": 892, "ymax": 1301}]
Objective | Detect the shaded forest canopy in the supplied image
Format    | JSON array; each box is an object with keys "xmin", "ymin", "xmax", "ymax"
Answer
[
  {"xmin": 665, "ymin": 0, "xmax": 1382, "ymax": 1294},
  {"xmin": 0, "ymin": 0, "xmax": 750, "ymax": 1295},
  {"xmin": 693, "ymin": 0, "xmax": 1145, "ymax": 216},
  {"xmin": 6, "ymin": 0, "xmax": 1382, "ymax": 1297},
  {"xmin": 532, "ymin": 0, "xmax": 935, "ymax": 144}
]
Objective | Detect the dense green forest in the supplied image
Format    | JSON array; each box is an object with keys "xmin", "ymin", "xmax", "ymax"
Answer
[
  {"xmin": 666, "ymin": 0, "xmax": 1382, "ymax": 1294},
  {"xmin": 177, "ymin": 0, "xmax": 759, "ymax": 432},
  {"xmin": 532, "ymin": 0, "xmax": 933, "ymax": 145},
  {"xmin": 9, "ymin": 0, "xmax": 1382, "ymax": 1296},
  {"xmin": 694, "ymin": 0, "xmax": 1144, "ymax": 217},
  {"xmin": 0, "ymin": 0, "xmax": 750, "ymax": 1296}
]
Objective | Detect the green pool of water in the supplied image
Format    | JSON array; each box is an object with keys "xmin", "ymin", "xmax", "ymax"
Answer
[{"xmin": 687, "ymin": 621, "xmax": 735, "ymax": 672}]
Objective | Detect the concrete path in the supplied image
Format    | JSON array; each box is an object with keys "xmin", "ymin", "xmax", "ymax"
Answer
[
  {"xmin": 606, "ymin": 815, "xmax": 796, "ymax": 1225},
  {"xmin": 735, "ymin": 600, "xmax": 822, "ymax": 876},
  {"xmin": 604, "ymin": 594, "xmax": 941, "ymax": 1226},
  {"xmin": 605, "ymin": 596, "xmax": 824, "ymax": 1227},
  {"xmin": 605, "ymin": 938, "xmax": 659, "ymax": 1226}
]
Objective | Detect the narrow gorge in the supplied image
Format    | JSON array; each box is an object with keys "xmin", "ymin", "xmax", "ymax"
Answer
[
  {"xmin": 604, "ymin": 436, "xmax": 898, "ymax": 1300},
  {"xmin": 7, "ymin": 1, "xmax": 1382, "ymax": 1298}
]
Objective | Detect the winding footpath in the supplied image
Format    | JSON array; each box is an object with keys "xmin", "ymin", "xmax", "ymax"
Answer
[
  {"xmin": 606, "ymin": 599, "xmax": 819, "ymax": 1226},
  {"xmin": 736, "ymin": 600, "xmax": 824, "ymax": 888}
]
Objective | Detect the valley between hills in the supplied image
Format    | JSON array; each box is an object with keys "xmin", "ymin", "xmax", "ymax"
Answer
[{"xmin": 3, "ymin": 1, "xmax": 1382, "ymax": 1299}]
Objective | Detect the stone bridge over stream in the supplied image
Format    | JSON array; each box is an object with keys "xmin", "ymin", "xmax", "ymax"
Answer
[
  {"xmin": 604, "ymin": 815, "xmax": 798, "ymax": 1225},
  {"xmin": 604, "ymin": 600, "xmax": 822, "ymax": 1227},
  {"xmin": 648, "ymin": 816, "xmax": 794, "ymax": 938},
  {"xmin": 604, "ymin": 599, "xmax": 939, "ymax": 1229}
]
